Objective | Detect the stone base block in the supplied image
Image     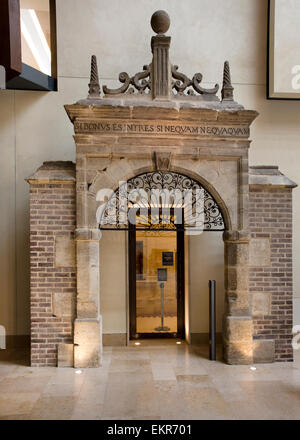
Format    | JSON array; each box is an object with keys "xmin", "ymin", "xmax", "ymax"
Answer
[
  {"xmin": 57, "ymin": 343, "xmax": 74, "ymax": 367},
  {"xmin": 223, "ymin": 341, "xmax": 253, "ymax": 365},
  {"xmin": 74, "ymin": 316, "xmax": 102, "ymax": 368},
  {"xmin": 223, "ymin": 315, "xmax": 253, "ymax": 364},
  {"xmin": 253, "ymin": 339, "xmax": 275, "ymax": 363}
]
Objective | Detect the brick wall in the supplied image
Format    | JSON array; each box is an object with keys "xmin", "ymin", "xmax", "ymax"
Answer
[
  {"xmin": 249, "ymin": 188, "xmax": 293, "ymax": 362},
  {"xmin": 29, "ymin": 181, "xmax": 76, "ymax": 366}
]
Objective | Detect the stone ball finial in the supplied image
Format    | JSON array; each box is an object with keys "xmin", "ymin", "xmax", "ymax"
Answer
[{"xmin": 151, "ymin": 10, "xmax": 170, "ymax": 34}]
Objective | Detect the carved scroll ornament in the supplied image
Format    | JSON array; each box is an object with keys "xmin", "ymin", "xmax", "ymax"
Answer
[{"xmin": 103, "ymin": 65, "xmax": 151, "ymax": 95}]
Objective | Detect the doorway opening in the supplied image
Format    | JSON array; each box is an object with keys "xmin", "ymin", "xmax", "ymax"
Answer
[{"xmin": 129, "ymin": 226, "xmax": 185, "ymax": 339}]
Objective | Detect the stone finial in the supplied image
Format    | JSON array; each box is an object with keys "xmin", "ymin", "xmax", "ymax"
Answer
[
  {"xmin": 151, "ymin": 10, "xmax": 170, "ymax": 34},
  {"xmin": 88, "ymin": 55, "xmax": 100, "ymax": 98},
  {"xmin": 221, "ymin": 61, "xmax": 234, "ymax": 101},
  {"xmin": 151, "ymin": 11, "xmax": 171, "ymax": 100}
]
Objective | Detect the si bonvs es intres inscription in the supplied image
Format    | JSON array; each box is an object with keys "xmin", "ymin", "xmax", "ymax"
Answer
[{"xmin": 74, "ymin": 119, "xmax": 250, "ymax": 138}]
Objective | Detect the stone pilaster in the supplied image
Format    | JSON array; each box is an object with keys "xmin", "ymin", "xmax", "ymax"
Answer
[
  {"xmin": 74, "ymin": 228, "xmax": 102, "ymax": 368},
  {"xmin": 223, "ymin": 230, "xmax": 253, "ymax": 364},
  {"xmin": 151, "ymin": 35, "xmax": 171, "ymax": 100}
]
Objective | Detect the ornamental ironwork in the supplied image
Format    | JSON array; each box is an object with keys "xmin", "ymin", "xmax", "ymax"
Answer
[{"xmin": 97, "ymin": 171, "xmax": 225, "ymax": 231}]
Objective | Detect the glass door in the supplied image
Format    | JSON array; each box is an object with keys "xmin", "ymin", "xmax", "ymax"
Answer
[{"xmin": 129, "ymin": 228, "xmax": 184, "ymax": 339}]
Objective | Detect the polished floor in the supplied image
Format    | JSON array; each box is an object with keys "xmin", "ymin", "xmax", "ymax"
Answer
[{"xmin": 0, "ymin": 341, "xmax": 300, "ymax": 420}]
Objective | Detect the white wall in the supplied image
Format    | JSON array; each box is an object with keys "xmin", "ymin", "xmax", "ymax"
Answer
[
  {"xmin": 0, "ymin": 0, "xmax": 299, "ymax": 337},
  {"xmin": 189, "ymin": 233, "xmax": 224, "ymax": 334},
  {"xmin": 100, "ymin": 231, "xmax": 127, "ymax": 334}
]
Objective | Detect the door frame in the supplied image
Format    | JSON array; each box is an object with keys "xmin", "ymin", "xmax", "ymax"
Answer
[{"xmin": 129, "ymin": 225, "xmax": 185, "ymax": 339}]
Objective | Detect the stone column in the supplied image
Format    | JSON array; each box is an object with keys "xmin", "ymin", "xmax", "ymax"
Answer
[
  {"xmin": 223, "ymin": 230, "xmax": 253, "ymax": 364},
  {"xmin": 74, "ymin": 229, "xmax": 102, "ymax": 368}
]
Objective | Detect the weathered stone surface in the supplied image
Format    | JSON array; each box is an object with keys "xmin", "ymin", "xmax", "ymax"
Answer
[
  {"xmin": 57, "ymin": 344, "xmax": 74, "ymax": 367},
  {"xmin": 253, "ymin": 339, "xmax": 275, "ymax": 363},
  {"xmin": 74, "ymin": 317, "xmax": 102, "ymax": 368},
  {"xmin": 252, "ymin": 291, "xmax": 271, "ymax": 317},
  {"xmin": 26, "ymin": 161, "xmax": 75, "ymax": 183},
  {"xmin": 226, "ymin": 242, "xmax": 249, "ymax": 266},
  {"xmin": 223, "ymin": 316, "xmax": 253, "ymax": 364},
  {"xmin": 52, "ymin": 292, "xmax": 75, "ymax": 318},
  {"xmin": 224, "ymin": 316, "xmax": 253, "ymax": 343},
  {"xmin": 55, "ymin": 236, "xmax": 76, "ymax": 267},
  {"xmin": 226, "ymin": 266, "xmax": 248, "ymax": 292},
  {"xmin": 223, "ymin": 341, "xmax": 253, "ymax": 365},
  {"xmin": 227, "ymin": 290, "xmax": 250, "ymax": 314},
  {"xmin": 249, "ymin": 238, "xmax": 271, "ymax": 267},
  {"xmin": 76, "ymin": 240, "xmax": 100, "ymax": 318},
  {"xmin": 249, "ymin": 166, "xmax": 297, "ymax": 189}
]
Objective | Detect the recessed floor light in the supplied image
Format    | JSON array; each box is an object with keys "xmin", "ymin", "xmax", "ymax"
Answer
[
  {"xmin": 75, "ymin": 369, "xmax": 82, "ymax": 374},
  {"xmin": 176, "ymin": 341, "xmax": 182, "ymax": 345},
  {"xmin": 250, "ymin": 366, "xmax": 257, "ymax": 371},
  {"xmin": 135, "ymin": 342, "xmax": 141, "ymax": 346}
]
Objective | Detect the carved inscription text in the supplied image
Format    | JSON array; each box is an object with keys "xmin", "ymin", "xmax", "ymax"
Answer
[{"xmin": 74, "ymin": 119, "xmax": 250, "ymax": 138}]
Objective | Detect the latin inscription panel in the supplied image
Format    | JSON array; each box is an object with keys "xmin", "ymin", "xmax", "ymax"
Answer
[{"xmin": 74, "ymin": 119, "xmax": 250, "ymax": 138}]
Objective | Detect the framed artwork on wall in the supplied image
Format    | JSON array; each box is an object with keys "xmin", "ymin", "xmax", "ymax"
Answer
[{"xmin": 268, "ymin": 0, "xmax": 300, "ymax": 99}]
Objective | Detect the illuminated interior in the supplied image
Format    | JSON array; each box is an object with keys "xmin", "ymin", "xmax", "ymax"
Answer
[
  {"xmin": 136, "ymin": 230, "xmax": 178, "ymax": 334},
  {"xmin": 20, "ymin": 0, "xmax": 51, "ymax": 76}
]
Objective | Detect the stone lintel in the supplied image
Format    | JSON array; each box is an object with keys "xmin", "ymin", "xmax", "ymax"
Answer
[
  {"xmin": 249, "ymin": 166, "xmax": 297, "ymax": 189},
  {"xmin": 26, "ymin": 161, "xmax": 76, "ymax": 184},
  {"xmin": 64, "ymin": 104, "xmax": 258, "ymax": 128}
]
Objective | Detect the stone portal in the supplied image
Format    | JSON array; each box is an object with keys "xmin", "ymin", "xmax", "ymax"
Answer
[{"xmin": 27, "ymin": 11, "xmax": 297, "ymax": 367}]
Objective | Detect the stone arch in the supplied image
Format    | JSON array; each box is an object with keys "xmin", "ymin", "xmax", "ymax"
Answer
[{"xmin": 88, "ymin": 159, "xmax": 232, "ymax": 231}]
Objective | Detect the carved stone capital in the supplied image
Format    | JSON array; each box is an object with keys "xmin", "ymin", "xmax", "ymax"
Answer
[
  {"xmin": 223, "ymin": 230, "xmax": 250, "ymax": 243},
  {"xmin": 75, "ymin": 228, "xmax": 101, "ymax": 241}
]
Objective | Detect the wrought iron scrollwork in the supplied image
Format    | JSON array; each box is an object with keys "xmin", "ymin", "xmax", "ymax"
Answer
[
  {"xmin": 98, "ymin": 171, "xmax": 225, "ymax": 231},
  {"xmin": 103, "ymin": 65, "xmax": 151, "ymax": 95},
  {"xmin": 171, "ymin": 65, "xmax": 219, "ymax": 96}
]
